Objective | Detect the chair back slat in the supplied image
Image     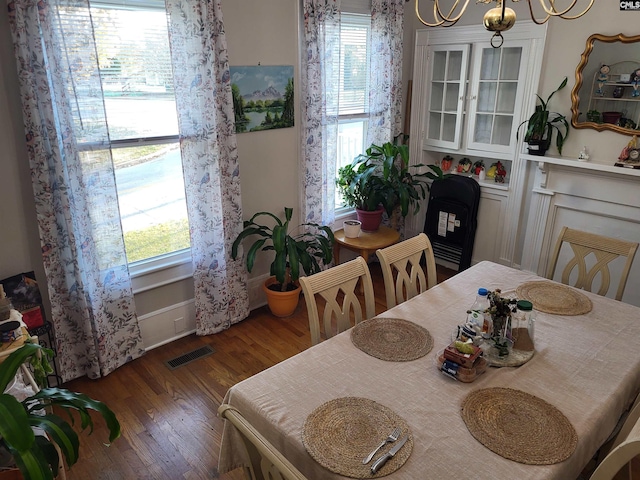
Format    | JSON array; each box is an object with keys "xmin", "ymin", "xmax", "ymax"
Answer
[
  {"xmin": 300, "ymin": 256, "xmax": 375, "ymax": 346},
  {"xmin": 547, "ymin": 226, "xmax": 638, "ymax": 301},
  {"xmin": 376, "ymin": 233, "xmax": 438, "ymax": 309}
]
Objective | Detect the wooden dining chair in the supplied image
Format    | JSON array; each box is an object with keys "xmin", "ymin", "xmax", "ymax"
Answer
[
  {"xmin": 375, "ymin": 233, "xmax": 438, "ymax": 309},
  {"xmin": 546, "ymin": 227, "xmax": 638, "ymax": 301},
  {"xmin": 218, "ymin": 405, "xmax": 308, "ymax": 480},
  {"xmin": 589, "ymin": 395, "xmax": 640, "ymax": 480},
  {"xmin": 299, "ymin": 256, "xmax": 375, "ymax": 346}
]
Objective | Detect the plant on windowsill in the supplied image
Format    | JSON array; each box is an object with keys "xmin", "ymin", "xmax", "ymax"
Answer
[
  {"xmin": 336, "ymin": 134, "xmax": 444, "ymax": 232},
  {"xmin": 517, "ymin": 77, "xmax": 570, "ymax": 156},
  {"xmin": 232, "ymin": 207, "xmax": 334, "ymax": 317},
  {"xmin": 0, "ymin": 341, "xmax": 120, "ymax": 480}
]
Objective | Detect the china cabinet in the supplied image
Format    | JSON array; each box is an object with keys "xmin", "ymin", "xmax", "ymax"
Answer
[
  {"xmin": 423, "ymin": 40, "xmax": 529, "ymax": 156},
  {"xmin": 408, "ymin": 22, "xmax": 547, "ymax": 267}
]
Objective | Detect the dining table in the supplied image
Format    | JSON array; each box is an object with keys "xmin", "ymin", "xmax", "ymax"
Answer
[{"xmin": 218, "ymin": 261, "xmax": 640, "ymax": 479}]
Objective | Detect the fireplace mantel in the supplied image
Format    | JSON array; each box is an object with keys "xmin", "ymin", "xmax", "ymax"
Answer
[{"xmin": 520, "ymin": 154, "xmax": 640, "ymax": 307}]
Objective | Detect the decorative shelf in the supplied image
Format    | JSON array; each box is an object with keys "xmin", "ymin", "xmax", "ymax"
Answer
[{"xmin": 521, "ymin": 153, "xmax": 640, "ymax": 188}]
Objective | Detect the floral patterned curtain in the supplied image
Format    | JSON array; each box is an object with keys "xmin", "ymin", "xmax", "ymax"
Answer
[
  {"xmin": 368, "ymin": 0, "xmax": 404, "ymax": 144},
  {"xmin": 300, "ymin": 0, "xmax": 404, "ymax": 226},
  {"xmin": 7, "ymin": 0, "xmax": 144, "ymax": 382},
  {"xmin": 165, "ymin": 0, "xmax": 249, "ymax": 335},
  {"xmin": 300, "ymin": 0, "xmax": 341, "ymax": 226}
]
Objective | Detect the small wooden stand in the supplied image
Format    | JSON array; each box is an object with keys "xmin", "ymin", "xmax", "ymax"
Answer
[{"xmin": 333, "ymin": 226, "xmax": 400, "ymax": 264}]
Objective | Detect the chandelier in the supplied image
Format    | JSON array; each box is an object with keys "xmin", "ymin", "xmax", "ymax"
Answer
[{"xmin": 414, "ymin": 0, "xmax": 595, "ymax": 47}]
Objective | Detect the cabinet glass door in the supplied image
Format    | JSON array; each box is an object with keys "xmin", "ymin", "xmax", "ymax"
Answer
[
  {"xmin": 467, "ymin": 42, "xmax": 527, "ymax": 154},
  {"xmin": 423, "ymin": 44, "xmax": 469, "ymax": 150}
]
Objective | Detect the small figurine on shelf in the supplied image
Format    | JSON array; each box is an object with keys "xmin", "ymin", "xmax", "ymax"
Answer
[
  {"xmin": 494, "ymin": 161, "xmax": 507, "ymax": 183},
  {"xmin": 473, "ymin": 160, "xmax": 485, "ymax": 181},
  {"xmin": 486, "ymin": 162, "xmax": 497, "ymax": 179},
  {"xmin": 578, "ymin": 146, "xmax": 590, "ymax": 162},
  {"xmin": 632, "ymin": 68, "xmax": 640, "ymax": 98},
  {"xmin": 441, "ymin": 155, "xmax": 453, "ymax": 172},
  {"xmin": 596, "ymin": 64, "xmax": 610, "ymax": 96},
  {"xmin": 618, "ymin": 135, "xmax": 637, "ymax": 162},
  {"xmin": 456, "ymin": 157, "xmax": 472, "ymax": 174}
]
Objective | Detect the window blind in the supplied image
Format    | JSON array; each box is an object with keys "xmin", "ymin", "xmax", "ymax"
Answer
[
  {"xmin": 90, "ymin": 5, "xmax": 177, "ymax": 140},
  {"xmin": 338, "ymin": 13, "xmax": 370, "ymax": 116},
  {"xmin": 54, "ymin": 2, "xmax": 177, "ymax": 143},
  {"xmin": 341, "ymin": 0, "xmax": 372, "ymax": 15}
]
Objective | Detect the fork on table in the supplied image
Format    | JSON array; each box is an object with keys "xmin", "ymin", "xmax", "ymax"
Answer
[{"xmin": 362, "ymin": 427, "xmax": 402, "ymax": 464}]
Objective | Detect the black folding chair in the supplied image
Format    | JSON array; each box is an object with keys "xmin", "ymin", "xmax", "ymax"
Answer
[{"xmin": 423, "ymin": 176, "xmax": 481, "ymax": 271}]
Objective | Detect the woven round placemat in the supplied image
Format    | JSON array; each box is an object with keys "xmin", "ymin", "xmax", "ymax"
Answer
[
  {"xmin": 516, "ymin": 281, "xmax": 592, "ymax": 315},
  {"xmin": 461, "ymin": 387, "xmax": 577, "ymax": 465},
  {"xmin": 350, "ymin": 317, "xmax": 433, "ymax": 361},
  {"xmin": 302, "ymin": 397, "xmax": 413, "ymax": 478}
]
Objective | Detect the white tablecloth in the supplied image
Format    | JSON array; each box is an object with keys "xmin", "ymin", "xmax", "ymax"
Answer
[{"xmin": 219, "ymin": 261, "xmax": 640, "ymax": 479}]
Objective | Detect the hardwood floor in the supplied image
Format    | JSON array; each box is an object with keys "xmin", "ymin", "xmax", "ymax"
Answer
[
  {"xmin": 59, "ymin": 263, "xmax": 636, "ymax": 479},
  {"xmin": 62, "ymin": 262, "xmax": 425, "ymax": 480}
]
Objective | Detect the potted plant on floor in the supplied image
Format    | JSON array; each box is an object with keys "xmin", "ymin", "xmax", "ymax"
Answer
[
  {"xmin": 0, "ymin": 342, "xmax": 120, "ymax": 480},
  {"xmin": 232, "ymin": 207, "xmax": 334, "ymax": 317},
  {"xmin": 517, "ymin": 77, "xmax": 570, "ymax": 156},
  {"xmin": 336, "ymin": 134, "xmax": 444, "ymax": 231}
]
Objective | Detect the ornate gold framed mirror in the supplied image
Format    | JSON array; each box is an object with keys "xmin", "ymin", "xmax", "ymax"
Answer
[{"xmin": 571, "ymin": 33, "xmax": 640, "ymax": 136}]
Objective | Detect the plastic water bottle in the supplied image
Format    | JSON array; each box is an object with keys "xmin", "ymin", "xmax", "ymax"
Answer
[{"xmin": 467, "ymin": 288, "xmax": 491, "ymax": 335}]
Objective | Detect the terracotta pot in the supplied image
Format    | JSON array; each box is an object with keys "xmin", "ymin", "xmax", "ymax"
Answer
[
  {"xmin": 0, "ymin": 468, "xmax": 23, "ymax": 480},
  {"xmin": 356, "ymin": 206, "xmax": 384, "ymax": 232},
  {"xmin": 262, "ymin": 277, "xmax": 301, "ymax": 317},
  {"xmin": 602, "ymin": 111, "xmax": 622, "ymax": 125}
]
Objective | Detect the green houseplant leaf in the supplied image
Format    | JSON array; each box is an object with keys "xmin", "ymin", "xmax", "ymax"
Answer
[
  {"xmin": 232, "ymin": 207, "xmax": 334, "ymax": 292},
  {"xmin": 517, "ymin": 77, "xmax": 569, "ymax": 155},
  {"xmin": 336, "ymin": 134, "xmax": 445, "ymax": 217},
  {"xmin": 0, "ymin": 342, "xmax": 121, "ymax": 480}
]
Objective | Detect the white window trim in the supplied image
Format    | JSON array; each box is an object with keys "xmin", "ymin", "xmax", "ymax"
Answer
[{"xmin": 87, "ymin": 1, "xmax": 191, "ymax": 284}]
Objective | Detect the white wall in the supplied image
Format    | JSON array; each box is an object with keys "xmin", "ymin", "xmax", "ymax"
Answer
[
  {"xmin": 222, "ymin": 0, "xmax": 301, "ymax": 282},
  {"xmin": 0, "ymin": 6, "xmax": 47, "ymax": 304}
]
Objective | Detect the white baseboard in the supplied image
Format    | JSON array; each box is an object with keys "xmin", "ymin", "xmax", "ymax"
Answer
[
  {"xmin": 140, "ymin": 275, "xmax": 269, "ymax": 351},
  {"xmin": 248, "ymin": 273, "xmax": 269, "ymax": 311},
  {"xmin": 139, "ymin": 300, "xmax": 196, "ymax": 351}
]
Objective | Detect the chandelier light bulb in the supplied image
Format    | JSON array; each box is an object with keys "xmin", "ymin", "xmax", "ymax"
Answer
[{"xmin": 414, "ymin": 0, "xmax": 595, "ymax": 47}]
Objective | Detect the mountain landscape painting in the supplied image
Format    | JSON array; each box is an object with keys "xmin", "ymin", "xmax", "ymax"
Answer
[{"xmin": 230, "ymin": 65, "xmax": 294, "ymax": 133}]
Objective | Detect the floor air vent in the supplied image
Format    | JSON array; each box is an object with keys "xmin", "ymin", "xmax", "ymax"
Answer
[{"xmin": 164, "ymin": 345, "xmax": 215, "ymax": 370}]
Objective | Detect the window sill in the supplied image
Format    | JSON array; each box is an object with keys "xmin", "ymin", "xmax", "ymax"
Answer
[{"xmin": 130, "ymin": 249, "xmax": 193, "ymax": 294}]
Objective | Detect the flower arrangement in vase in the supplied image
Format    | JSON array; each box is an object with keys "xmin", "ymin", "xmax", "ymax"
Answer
[{"xmin": 486, "ymin": 289, "xmax": 517, "ymax": 357}]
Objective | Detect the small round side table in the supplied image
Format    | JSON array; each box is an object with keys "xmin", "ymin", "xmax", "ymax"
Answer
[{"xmin": 333, "ymin": 225, "xmax": 401, "ymax": 264}]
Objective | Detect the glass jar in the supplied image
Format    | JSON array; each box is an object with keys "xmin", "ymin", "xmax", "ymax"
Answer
[{"xmin": 512, "ymin": 300, "xmax": 535, "ymax": 352}]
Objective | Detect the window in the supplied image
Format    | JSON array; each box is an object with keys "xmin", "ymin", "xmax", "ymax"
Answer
[
  {"xmin": 335, "ymin": 13, "xmax": 370, "ymax": 210},
  {"xmin": 80, "ymin": 1, "xmax": 189, "ymax": 265}
]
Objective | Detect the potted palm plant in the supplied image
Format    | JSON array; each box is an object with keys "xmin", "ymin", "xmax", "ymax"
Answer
[
  {"xmin": 232, "ymin": 207, "xmax": 334, "ymax": 317},
  {"xmin": 0, "ymin": 341, "xmax": 120, "ymax": 480},
  {"xmin": 336, "ymin": 134, "xmax": 444, "ymax": 231},
  {"xmin": 517, "ymin": 77, "xmax": 570, "ymax": 156}
]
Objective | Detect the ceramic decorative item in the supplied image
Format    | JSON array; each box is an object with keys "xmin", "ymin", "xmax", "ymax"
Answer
[
  {"xmin": 441, "ymin": 155, "xmax": 453, "ymax": 172},
  {"xmin": 457, "ymin": 157, "xmax": 472, "ymax": 173},
  {"xmin": 596, "ymin": 64, "xmax": 609, "ymax": 96},
  {"xmin": 343, "ymin": 220, "xmax": 362, "ymax": 238},
  {"xmin": 578, "ymin": 146, "xmax": 590, "ymax": 162}
]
